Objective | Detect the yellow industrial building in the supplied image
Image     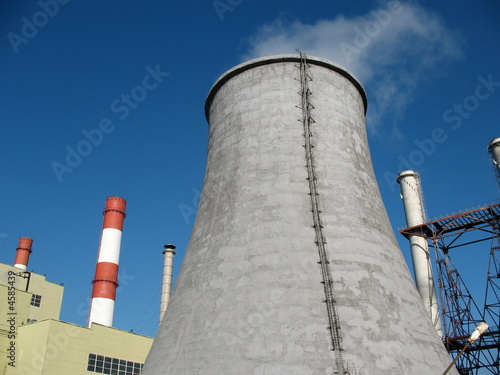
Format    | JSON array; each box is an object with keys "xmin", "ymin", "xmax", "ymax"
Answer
[{"xmin": 0, "ymin": 262, "xmax": 153, "ymax": 375}]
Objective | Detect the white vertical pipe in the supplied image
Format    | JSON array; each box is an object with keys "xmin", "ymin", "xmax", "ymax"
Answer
[
  {"xmin": 397, "ymin": 170, "xmax": 442, "ymax": 337},
  {"xmin": 160, "ymin": 244, "xmax": 176, "ymax": 324},
  {"xmin": 488, "ymin": 138, "xmax": 500, "ymax": 192},
  {"xmin": 488, "ymin": 137, "xmax": 500, "ymax": 167}
]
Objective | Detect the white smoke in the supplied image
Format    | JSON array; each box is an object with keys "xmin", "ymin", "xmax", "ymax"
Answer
[{"xmin": 241, "ymin": 2, "xmax": 464, "ymax": 135}]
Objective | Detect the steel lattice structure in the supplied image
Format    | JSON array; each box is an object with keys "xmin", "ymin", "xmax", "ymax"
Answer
[{"xmin": 400, "ymin": 202, "xmax": 500, "ymax": 374}]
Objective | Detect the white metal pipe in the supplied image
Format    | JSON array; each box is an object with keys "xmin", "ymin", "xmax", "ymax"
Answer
[
  {"xmin": 488, "ymin": 138, "xmax": 500, "ymax": 192},
  {"xmin": 397, "ymin": 170, "xmax": 426, "ymax": 227},
  {"xmin": 160, "ymin": 244, "xmax": 176, "ymax": 324},
  {"xmin": 397, "ymin": 170, "xmax": 442, "ymax": 337},
  {"xmin": 488, "ymin": 137, "xmax": 500, "ymax": 167}
]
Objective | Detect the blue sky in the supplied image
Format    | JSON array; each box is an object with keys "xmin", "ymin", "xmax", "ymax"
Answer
[{"xmin": 1, "ymin": 0, "xmax": 499, "ymax": 342}]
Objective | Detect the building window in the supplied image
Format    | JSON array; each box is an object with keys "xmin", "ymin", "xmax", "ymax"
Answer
[
  {"xmin": 87, "ymin": 353, "xmax": 144, "ymax": 375},
  {"xmin": 30, "ymin": 294, "xmax": 42, "ymax": 307}
]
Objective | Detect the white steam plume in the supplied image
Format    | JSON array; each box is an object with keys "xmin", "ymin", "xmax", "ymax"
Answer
[{"xmin": 241, "ymin": 2, "xmax": 464, "ymax": 134}]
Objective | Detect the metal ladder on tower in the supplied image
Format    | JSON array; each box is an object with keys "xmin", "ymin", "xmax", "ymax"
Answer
[{"xmin": 297, "ymin": 51, "xmax": 347, "ymax": 375}]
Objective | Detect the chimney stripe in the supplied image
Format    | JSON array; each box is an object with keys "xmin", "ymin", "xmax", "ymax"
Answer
[
  {"xmin": 92, "ymin": 261, "xmax": 119, "ymax": 299},
  {"xmin": 97, "ymin": 228, "xmax": 122, "ymax": 264},
  {"xmin": 102, "ymin": 196, "xmax": 126, "ymax": 230},
  {"xmin": 88, "ymin": 298, "xmax": 115, "ymax": 327}
]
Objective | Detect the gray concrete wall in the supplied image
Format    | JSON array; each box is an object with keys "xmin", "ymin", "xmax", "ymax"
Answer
[{"xmin": 143, "ymin": 55, "xmax": 457, "ymax": 375}]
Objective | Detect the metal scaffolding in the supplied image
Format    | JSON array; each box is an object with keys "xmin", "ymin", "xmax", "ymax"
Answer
[{"xmin": 400, "ymin": 202, "xmax": 500, "ymax": 374}]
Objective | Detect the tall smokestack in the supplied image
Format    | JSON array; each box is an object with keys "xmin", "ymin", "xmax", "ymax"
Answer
[
  {"xmin": 159, "ymin": 244, "xmax": 176, "ymax": 324},
  {"xmin": 396, "ymin": 170, "xmax": 442, "ymax": 337},
  {"xmin": 143, "ymin": 54, "xmax": 456, "ymax": 374},
  {"xmin": 88, "ymin": 196, "xmax": 126, "ymax": 328},
  {"xmin": 14, "ymin": 237, "xmax": 33, "ymax": 270},
  {"xmin": 488, "ymin": 137, "xmax": 500, "ymax": 191}
]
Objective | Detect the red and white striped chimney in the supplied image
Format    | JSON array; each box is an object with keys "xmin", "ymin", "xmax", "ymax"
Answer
[
  {"xmin": 88, "ymin": 196, "xmax": 127, "ymax": 328},
  {"xmin": 14, "ymin": 237, "xmax": 33, "ymax": 270}
]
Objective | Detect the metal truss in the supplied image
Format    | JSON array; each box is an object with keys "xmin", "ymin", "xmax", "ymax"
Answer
[{"xmin": 400, "ymin": 202, "xmax": 500, "ymax": 374}]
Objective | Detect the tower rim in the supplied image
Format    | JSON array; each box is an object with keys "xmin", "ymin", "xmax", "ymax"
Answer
[{"xmin": 204, "ymin": 54, "xmax": 368, "ymax": 122}]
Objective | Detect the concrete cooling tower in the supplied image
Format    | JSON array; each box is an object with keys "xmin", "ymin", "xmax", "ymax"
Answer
[{"xmin": 143, "ymin": 54, "xmax": 456, "ymax": 374}]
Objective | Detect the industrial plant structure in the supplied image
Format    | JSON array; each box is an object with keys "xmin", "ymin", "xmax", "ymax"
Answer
[
  {"xmin": 0, "ymin": 198, "xmax": 154, "ymax": 375},
  {"xmin": 397, "ymin": 139, "xmax": 500, "ymax": 374},
  {"xmin": 2, "ymin": 53, "xmax": 495, "ymax": 374},
  {"xmin": 143, "ymin": 54, "xmax": 456, "ymax": 374},
  {"xmin": 399, "ymin": 201, "xmax": 500, "ymax": 374}
]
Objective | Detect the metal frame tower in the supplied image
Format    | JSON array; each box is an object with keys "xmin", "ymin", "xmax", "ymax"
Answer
[{"xmin": 399, "ymin": 202, "xmax": 500, "ymax": 374}]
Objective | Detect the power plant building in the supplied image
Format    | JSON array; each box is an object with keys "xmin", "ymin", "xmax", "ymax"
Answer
[
  {"xmin": 0, "ymin": 260, "xmax": 64, "ymax": 373},
  {"xmin": 0, "ymin": 199, "xmax": 154, "ymax": 375},
  {"xmin": 6, "ymin": 320, "xmax": 151, "ymax": 375},
  {"xmin": 143, "ymin": 54, "xmax": 457, "ymax": 374}
]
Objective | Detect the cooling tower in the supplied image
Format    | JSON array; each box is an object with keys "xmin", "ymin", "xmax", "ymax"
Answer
[{"xmin": 143, "ymin": 54, "xmax": 456, "ymax": 374}]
